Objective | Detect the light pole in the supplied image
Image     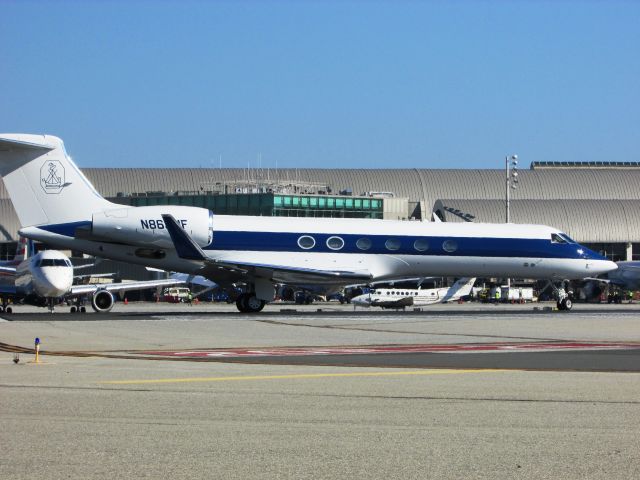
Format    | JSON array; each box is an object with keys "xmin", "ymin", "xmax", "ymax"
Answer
[
  {"xmin": 505, "ymin": 155, "xmax": 518, "ymax": 291},
  {"xmin": 505, "ymin": 155, "xmax": 518, "ymax": 223}
]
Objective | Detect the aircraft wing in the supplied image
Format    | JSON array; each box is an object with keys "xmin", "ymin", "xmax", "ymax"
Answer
[
  {"xmin": 168, "ymin": 272, "xmax": 217, "ymax": 288},
  {"xmin": 73, "ymin": 258, "xmax": 103, "ymax": 271},
  {"xmin": 161, "ymin": 214, "xmax": 373, "ymax": 285},
  {"xmin": 204, "ymin": 258, "xmax": 372, "ymax": 285},
  {"xmin": 583, "ymin": 277, "xmax": 610, "ymax": 283},
  {"xmin": 74, "ymin": 273, "xmax": 115, "ymax": 281},
  {"xmin": 69, "ymin": 278, "xmax": 185, "ymax": 296}
]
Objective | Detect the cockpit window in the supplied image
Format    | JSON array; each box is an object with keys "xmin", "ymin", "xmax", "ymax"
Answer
[
  {"xmin": 559, "ymin": 233, "xmax": 576, "ymax": 244},
  {"xmin": 551, "ymin": 233, "xmax": 567, "ymax": 244},
  {"xmin": 38, "ymin": 259, "xmax": 69, "ymax": 267}
]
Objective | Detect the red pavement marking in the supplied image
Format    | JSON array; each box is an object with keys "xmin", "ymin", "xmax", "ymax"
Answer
[{"xmin": 140, "ymin": 342, "xmax": 640, "ymax": 358}]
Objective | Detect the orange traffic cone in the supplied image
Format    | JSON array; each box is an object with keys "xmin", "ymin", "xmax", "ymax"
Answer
[{"xmin": 124, "ymin": 298, "xmax": 128, "ymax": 305}]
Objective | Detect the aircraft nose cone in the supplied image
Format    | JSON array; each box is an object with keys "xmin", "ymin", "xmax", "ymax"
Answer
[
  {"xmin": 351, "ymin": 295, "xmax": 368, "ymax": 306},
  {"xmin": 590, "ymin": 260, "xmax": 618, "ymax": 275},
  {"xmin": 41, "ymin": 270, "xmax": 73, "ymax": 297}
]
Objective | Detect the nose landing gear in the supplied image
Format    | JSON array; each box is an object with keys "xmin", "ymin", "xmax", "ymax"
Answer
[
  {"xmin": 543, "ymin": 280, "xmax": 574, "ymax": 311},
  {"xmin": 557, "ymin": 297, "xmax": 573, "ymax": 311}
]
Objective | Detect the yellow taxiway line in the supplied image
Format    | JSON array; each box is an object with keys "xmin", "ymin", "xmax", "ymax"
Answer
[{"xmin": 100, "ymin": 369, "xmax": 507, "ymax": 385}]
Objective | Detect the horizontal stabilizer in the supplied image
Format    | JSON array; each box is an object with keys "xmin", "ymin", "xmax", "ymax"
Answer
[{"xmin": 0, "ymin": 136, "xmax": 55, "ymax": 152}]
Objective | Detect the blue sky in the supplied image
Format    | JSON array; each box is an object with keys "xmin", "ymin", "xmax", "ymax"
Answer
[{"xmin": 1, "ymin": 1, "xmax": 638, "ymax": 169}]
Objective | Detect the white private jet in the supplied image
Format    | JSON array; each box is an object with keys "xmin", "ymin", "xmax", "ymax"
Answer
[
  {"xmin": 0, "ymin": 240, "xmax": 184, "ymax": 313},
  {"xmin": 351, "ymin": 277, "xmax": 476, "ymax": 309},
  {"xmin": 0, "ymin": 134, "xmax": 617, "ymax": 313}
]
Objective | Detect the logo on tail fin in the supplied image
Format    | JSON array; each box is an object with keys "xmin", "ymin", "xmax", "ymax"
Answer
[{"xmin": 40, "ymin": 161, "xmax": 68, "ymax": 194}]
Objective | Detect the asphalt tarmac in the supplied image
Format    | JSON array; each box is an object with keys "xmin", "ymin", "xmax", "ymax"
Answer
[{"xmin": 1, "ymin": 302, "xmax": 639, "ymax": 479}]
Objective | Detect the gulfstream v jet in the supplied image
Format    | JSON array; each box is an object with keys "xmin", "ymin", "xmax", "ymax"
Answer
[{"xmin": 0, "ymin": 134, "xmax": 617, "ymax": 312}]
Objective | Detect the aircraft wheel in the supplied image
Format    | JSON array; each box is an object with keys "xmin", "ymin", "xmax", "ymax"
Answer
[
  {"xmin": 245, "ymin": 294, "xmax": 265, "ymax": 313},
  {"xmin": 80, "ymin": 306, "xmax": 87, "ymax": 313},
  {"xmin": 561, "ymin": 298, "xmax": 573, "ymax": 311},
  {"xmin": 0, "ymin": 306, "xmax": 4, "ymax": 313},
  {"xmin": 70, "ymin": 306, "xmax": 77, "ymax": 313},
  {"xmin": 236, "ymin": 294, "xmax": 249, "ymax": 313},
  {"xmin": 5, "ymin": 307, "xmax": 12, "ymax": 314},
  {"xmin": 556, "ymin": 300, "xmax": 565, "ymax": 311}
]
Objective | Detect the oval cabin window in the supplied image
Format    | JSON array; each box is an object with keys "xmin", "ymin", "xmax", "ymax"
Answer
[
  {"xmin": 297, "ymin": 235, "xmax": 316, "ymax": 250},
  {"xmin": 326, "ymin": 236, "xmax": 345, "ymax": 250},
  {"xmin": 442, "ymin": 240, "xmax": 458, "ymax": 253},
  {"xmin": 413, "ymin": 239, "xmax": 429, "ymax": 251},
  {"xmin": 356, "ymin": 238, "xmax": 372, "ymax": 250},
  {"xmin": 385, "ymin": 239, "xmax": 401, "ymax": 251}
]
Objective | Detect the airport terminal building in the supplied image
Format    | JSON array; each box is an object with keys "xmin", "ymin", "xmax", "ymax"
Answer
[{"xmin": 1, "ymin": 161, "xmax": 639, "ymax": 275}]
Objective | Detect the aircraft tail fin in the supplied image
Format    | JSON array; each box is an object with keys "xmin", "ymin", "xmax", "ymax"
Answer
[
  {"xmin": 0, "ymin": 134, "xmax": 115, "ymax": 228},
  {"xmin": 446, "ymin": 277, "xmax": 476, "ymax": 300},
  {"xmin": 13, "ymin": 236, "xmax": 36, "ymax": 261}
]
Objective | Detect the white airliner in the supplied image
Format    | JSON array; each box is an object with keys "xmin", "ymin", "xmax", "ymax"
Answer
[
  {"xmin": 0, "ymin": 240, "xmax": 184, "ymax": 313},
  {"xmin": 0, "ymin": 134, "xmax": 617, "ymax": 313},
  {"xmin": 351, "ymin": 277, "xmax": 476, "ymax": 309}
]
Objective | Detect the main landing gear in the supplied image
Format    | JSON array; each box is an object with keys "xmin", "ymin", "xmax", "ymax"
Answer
[
  {"xmin": 68, "ymin": 297, "xmax": 87, "ymax": 313},
  {"xmin": 235, "ymin": 293, "xmax": 266, "ymax": 313},
  {"xmin": 0, "ymin": 298, "xmax": 12, "ymax": 314}
]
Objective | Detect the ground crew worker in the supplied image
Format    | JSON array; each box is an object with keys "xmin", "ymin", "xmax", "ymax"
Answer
[{"xmin": 187, "ymin": 291, "xmax": 193, "ymax": 305}]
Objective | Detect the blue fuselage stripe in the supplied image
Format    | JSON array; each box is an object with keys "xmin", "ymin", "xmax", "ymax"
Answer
[
  {"xmin": 205, "ymin": 231, "xmax": 603, "ymax": 260},
  {"xmin": 36, "ymin": 222, "xmax": 607, "ymax": 261}
]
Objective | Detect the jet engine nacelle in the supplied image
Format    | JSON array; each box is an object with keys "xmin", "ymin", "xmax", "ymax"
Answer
[
  {"xmin": 581, "ymin": 280, "xmax": 604, "ymax": 303},
  {"xmin": 92, "ymin": 206, "xmax": 213, "ymax": 249},
  {"xmin": 91, "ymin": 290, "xmax": 115, "ymax": 313}
]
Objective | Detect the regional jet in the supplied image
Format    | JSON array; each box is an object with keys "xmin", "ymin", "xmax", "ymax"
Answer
[
  {"xmin": 0, "ymin": 134, "xmax": 617, "ymax": 312},
  {"xmin": 0, "ymin": 239, "xmax": 184, "ymax": 313}
]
